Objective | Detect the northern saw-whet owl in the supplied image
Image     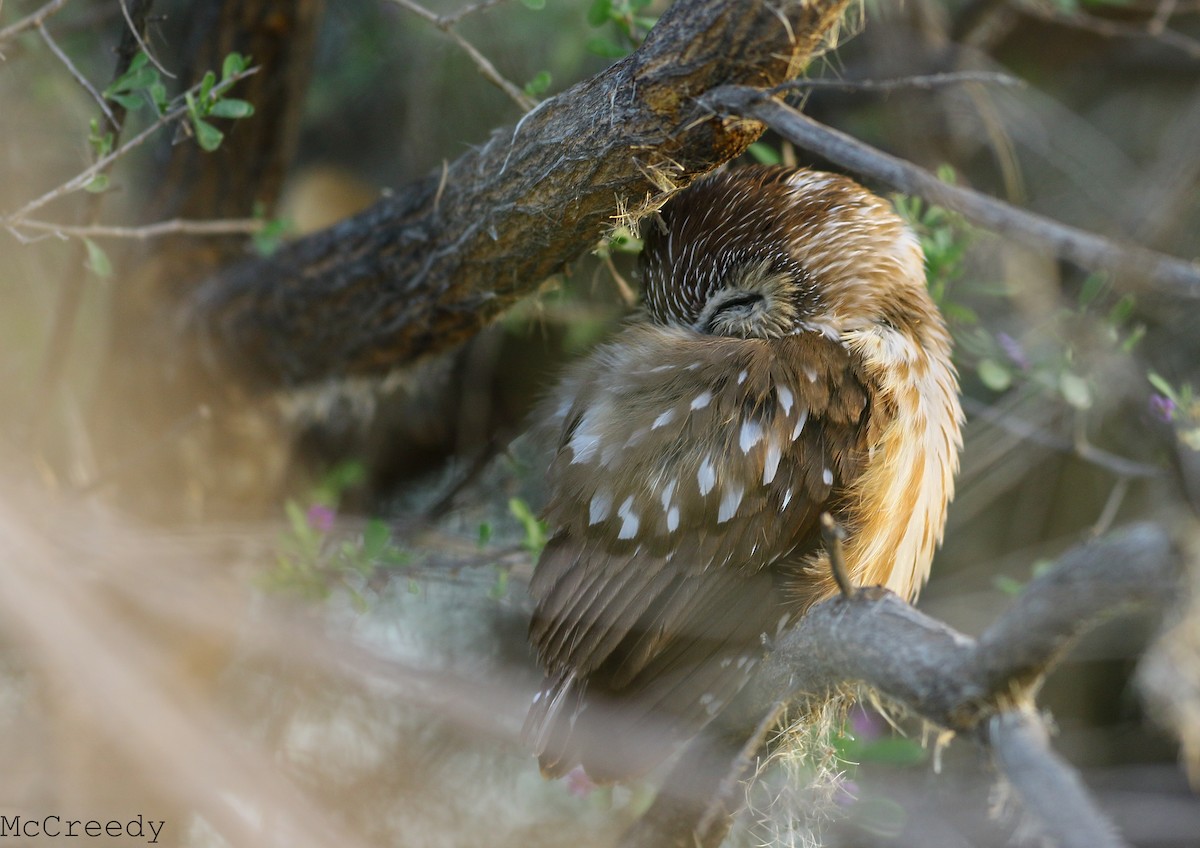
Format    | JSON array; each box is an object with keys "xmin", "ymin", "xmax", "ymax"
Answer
[{"xmin": 523, "ymin": 166, "xmax": 963, "ymax": 781}]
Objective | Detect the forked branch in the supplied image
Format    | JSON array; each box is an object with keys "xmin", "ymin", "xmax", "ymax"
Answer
[{"xmin": 623, "ymin": 523, "xmax": 1180, "ymax": 848}]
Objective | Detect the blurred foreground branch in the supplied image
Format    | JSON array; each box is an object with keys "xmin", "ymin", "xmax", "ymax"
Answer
[
  {"xmin": 701, "ymin": 87, "xmax": 1200, "ymax": 299},
  {"xmin": 188, "ymin": 0, "xmax": 853, "ymax": 388},
  {"xmin": 625, "ymin": 523, "xmax": 1182, "ymax": 848}
]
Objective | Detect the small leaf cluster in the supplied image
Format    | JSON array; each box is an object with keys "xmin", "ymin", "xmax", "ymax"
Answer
[
  {"xmin": 104, "ymin": 51, "xmax": 169, "ymax": 113},
  {"xmin": 895, "ymin": 171, "xmax": 1145, "ymax": 412},
  {"xmin": 102, "ymin": 51, "xmax": 256, "ymax": 153},
  {"xmin": 892, "ymin": 166, "xmax": 972, "ymax": 314},
  {"xmin": 586, "ymin": 0, "xmax": 657, "ymax": 58},
  {"xmin": 265, "ymin": 462, "xmax": 412, "ymax": 609},
  {"xmin": 184, "ymin": 53, "xmax": 256, "ymax": 152}
]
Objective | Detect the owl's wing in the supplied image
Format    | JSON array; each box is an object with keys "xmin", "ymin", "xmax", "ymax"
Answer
[{"xmin": 524, "ymin": 327, "xmax": 886, "ymax": 781}]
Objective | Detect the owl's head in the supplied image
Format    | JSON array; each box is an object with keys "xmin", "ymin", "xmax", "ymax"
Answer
[{"xmin": 639, "ymin": 166, "xmax": 930, "ymax": 342}]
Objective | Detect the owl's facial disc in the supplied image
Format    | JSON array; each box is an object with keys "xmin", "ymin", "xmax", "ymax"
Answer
[{"xmin": 693, "ymin": 259, "xmax": 804, "ymax": 339}]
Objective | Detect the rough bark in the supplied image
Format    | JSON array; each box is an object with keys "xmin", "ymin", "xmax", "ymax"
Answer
[{"xmin": 188, "ymin": 0, "xmax": 853, "ymax": 388}]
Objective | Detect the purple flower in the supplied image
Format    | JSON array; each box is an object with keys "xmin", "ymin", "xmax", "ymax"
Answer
[
  {"xmin": 1149, "ymin": 393, "xmax": 1176, "ymax": 423},
  {"xmin": 996, "ymin": 332, "xmax": 1031, "ymax": 371},
  {"xmin": 849, "ymin": 705, "xmax": 885, "ymax": 741},
  {"xmin": 306, "ymin": 504, "xmax": 336, "ymax": 533},
  {"xmin": 564, "ymin": 766, "xmax": 597, "ymax": 798}
]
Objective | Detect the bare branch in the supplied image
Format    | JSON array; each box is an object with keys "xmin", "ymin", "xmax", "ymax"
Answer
[
  {"xmin": 0, "ymin": 0, "xmax": 68, "ymax": 48},
  {"xmin": 1014, "ymin": 0, "xmax": 1200, "ymax": 60},
  {"xmin": 387, "ymin": 0, "xmax": 534, "ymax": 111},
  {"xmin": 14, "ymin": 216, "xmax": 264, "ymax": 241},
  {"xmin": 770, "ymin": 70, "xmax": 1026, "ymax": 95},
  {"xmin": 702, "ymin": 87, "xmax": 1200, "ymax": 299},
  {"xmin": 37, "ymin": 22, "xmax": 117, "ymax": 127}
]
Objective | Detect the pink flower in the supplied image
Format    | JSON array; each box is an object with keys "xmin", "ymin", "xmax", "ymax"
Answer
[
  {"xmin": 307, "ymin": 504, "xmax": 336, "ymax": 533},
  {"xmin": 1149, "ymin": 393, "xmax": 1176, "ymax": 423},
  {"xmin": 564, "ymin": 766, "xmax": 597, "ymax": 798}
]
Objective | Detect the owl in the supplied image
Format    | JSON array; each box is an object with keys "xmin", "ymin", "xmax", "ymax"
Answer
[{"xmin": 523, "ymin": 166, "xmax": 963, "ymax": 782}]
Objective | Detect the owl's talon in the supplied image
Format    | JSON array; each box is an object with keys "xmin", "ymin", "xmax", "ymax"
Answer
[{"xmin": 820, "ymin": 512, "xmax": 855, "ymax": 598}]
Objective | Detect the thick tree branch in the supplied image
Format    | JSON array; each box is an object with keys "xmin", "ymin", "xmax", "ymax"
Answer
[
  {"xmin": 701, "ymin": 87, "xmax": 1200, "ymax": 299},
  {"xmin": 989, "ymin": 709, "xmax": 1126, "ymax": 848},
  {"xmin": 187, "ymin": 0, "xmax": 853, "ymax": 388},
  {"xmin": 627, "ymin": 523, "xmax": 1181, "ymax": 848}
]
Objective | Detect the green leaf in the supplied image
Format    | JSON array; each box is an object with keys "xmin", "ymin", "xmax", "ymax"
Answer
[
  {"xmin": 478, "ymin": 522, "xmax": 493, "ymax": 547},
  {"xmin": 105, "ymin": 53, "xmax": 156, "ymax": 97},
  {"xmin": 1121, "ymin": 323, "xmax": 1146, "ymax": 353},
  {"xmin": 198, "ymin": 70, "xmax": 217, "ymax": 105},
  {"xmin": 587, "ymin": 0, "xmax": 613, "ymax": 25},
  {"xmin": 284, "ymin": 499, "xmax": 318, "ymax": 554},
  {"xmin": 83, "ymin": 238, "xmax": 112, "ymax": 278},
  {"xmin": 192, "ymin": 117, "xmax": 224, "ymax": 151},
  {"xmin": 1108, "ymin": 292, "xmax": 1135, "ymax": 325},
  {"xmin": 585, "ymin": 36, "xmax": 628, "ymax": 58},
  {"xmin": 746, "ymin": 142, "xmax": 781, "ymax": 165},
  {"xmin": 1059, "ymin": 371, "xmax": 1092, "ymax": 409},
  {"xmin": 1078, "ymin": 273, "xmax": 1108, "ymax": 307},
  {"xmin": 993, "ymin": 574, "xmax": 1025, "ymax": 596},
  {"xmin": 83, "ymin": 173, "xmax": 109, "ymax": 193},
  {"xmin": 523, "ymin": 70, "xmax": 552, "ymax": 98},
  {"xmin": 1148, "ymin": 371, "xmax": 1180, "ymax": 403},
  {"xmin": 519, "ymin": 0, "xmax": 546, "ymax": 8},
  {"xmin": 252, "ymin": 217, "xmax": 291, "ymax": 257},
  {"xmin": 509, "ymin": 497, "xmax": 548, "ymax": 555},
  {"xmin": 362, "ymin": 518, "xmax": 391, "ymax": 559},
  {"xmin": 977, "ymin": 358, "xmax": 1012, "ymax": 392},
  {"xmin": 943, "ymin": 303, "xmax": 978, "ymax": 324},
  {"xmin": 222, "ymin": 52, "xmax": 250, "ymax": 81},
  {"xmin": 107, "ymin": 91, "xmax": 145, "ymax": 111},
  {"xmin": 209, "ymin": 98, "xmax": 255, "ymax": 119},
  {"xmin": 855, "ymin": 736, "xmax": 928, "ymax": 766},
  {"xmin": 149, "ymin": 81, "xmax": 169, "ymax": 114}
]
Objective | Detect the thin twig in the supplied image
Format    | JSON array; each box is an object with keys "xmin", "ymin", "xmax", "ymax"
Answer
[
  {"xmin": 439, "ymin": 0, "xmax": 512, "ymax": 28},
  {"xmin": 1, "ymin": 66, "xmax": 259, "ymax": 224},
  {"xmin": 963, "ymin": 396, "xmax": 1165, "ymax": 480},
  {"xmin": 770, "ymin": 70, "xmax": 1025, "ymax": 96},
  {"xmin": 118, "ymin": 0, "xmax": 173, "ymax": 78},
  {"xmin": 13, "ymin": 216, "xmax": 264, "ymax": 241},
  {"xmin": 1149, "ymin": 0, "xmax": 1180, "ymax": 33},
  {"xmin": 0, "ymin": 0, "xmax": 68, "ymax": 48},
  {"xmin": 387, "ymin": 0, "xmax": 535, "ymax": 111},
  {"xmin": 37, "ymin": 23, "xmax": 118, "ymax": 128},
  {"xmin": 601, "ymin": 252, "xmax": 637, "ymax": 306},
  {"xmin": 1016, "ymin": 0, "xmax": 1200, "ymax": 59},
  {"xmin": 701, "ymin": 87, "xmax": 1200, "ymax": 299}
]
